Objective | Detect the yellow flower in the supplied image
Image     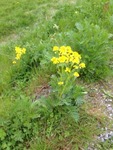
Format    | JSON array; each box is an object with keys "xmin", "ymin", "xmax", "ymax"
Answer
[
  {"xmin": 58, "ymin": 56, "xmax": 67, "ymax": 63},
  {"xmin": 15, "ymin": 53, "xmax": 21, "ymax": 60},
  {"xmin": 51, "ymin": 57, "xmax": 59, "ymax": 64},
  {"xmin": 14, "ymin": 46, "xmax": 26, "ymax": 62},
  {"xmin": 72, "ymin": 57, "xmax": 80, "ymax": 64},
  {"xmin": 15, "ymin": 47, "xmax": 21, "ymax": 54},
  {"xmin": 73, "ymin": 52, "xmax": 81, "ymax": 59},
  {"xmin": 12, "ymin": 61, "xmax": 16, "ymax": 64},
  {"xmin": 58, "ymin": 82, "xmax": 64, "ymax": 85},
  {"xmin": 15, "ymin": 46, "xmax": 26, "ymax": 55},
  {"xmin": 65, "ymin": 67, "xmax": 71, "ymax": 73},
  {"xmin": 59, "ymin": 46, "xmax": 66, "ymax": 54},
  {"xmin": 73, "ymin": 72, "xmax": 79, "ymax": 77},
  {"xmin": 66, "ymin": 46, "xmax": 72, "ymax": 54},
  {"xmin": 79, "ymin": 63, "xmax": 86, "ymax": 68},
  {"xmin": 73, "ymin": 65, "xmax": 79, "ymax": 69},
  {"xmin": 22, "ymin": 48, "xmax": 26, "ymax": 54},
  {"xmin": 53, "ymin": 46, "xmax": 59, "ymax": 51}
]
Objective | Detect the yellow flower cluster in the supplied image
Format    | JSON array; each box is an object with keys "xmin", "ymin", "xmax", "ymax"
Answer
[
  {"xmin": 13, "ymin": 47, "xmax": 26, "ymax": 64},
  {"xmin": 51, "ymin": 46, "xmax": 85, "ymax": 66},
  {"xmin": 51, "ymin": 46, "xmax": 85, "ymax": 81}
]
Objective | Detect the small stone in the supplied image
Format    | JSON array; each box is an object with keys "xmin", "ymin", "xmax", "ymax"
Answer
[
  {"xmin": 110, "ymin": 131, "xmax": 113, "ymax": 136},
  {"xmin": 104, "ymin": 134, "xmax": 109, "ymax": 140},
  {"xmin": 105, "ymin": 127, "xmax": 108, "ymax": 131},
  {"xmin": 108, "ymin": 99, "xmax": 112, "ymax": 102},
  {"xmin": 101, "ymin": 138, "xmax": 105, "ymax": 142},
  {"xmin": 107, "ymin": 106, "xmax": 113, "ymax": 111},
  {"xmin": 109, "ymin": 114, "xmax": 112, "ymax": 117},
  {"xmin": 107, "ymin": 104, "xmax": 111, "ymax": 107},
  {"xmin": 100, "ymin": 134, "xmax": 103, "ymax": 137}
]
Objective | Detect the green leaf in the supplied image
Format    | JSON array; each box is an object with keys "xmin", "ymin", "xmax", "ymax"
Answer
[
  {"xmin": 2, "ymin": 142, "xmax": 7, "ymax": 149},
  {"xmin": 70, "ymin": 111, "xmax": 79, "ymax": 122},
  {"xmin": 76, "ymin": 97, "xmax": 83, "ymax": 106},
  {"xmin": 68, "ymin": 106, "xmax": 79, "ymax": 122},
  {"xmin": 13, "ymin": 130, "xmax": 23, "ymax": 142},
  {"xmin": 58, "ymin": 98, "xmax": 71, "ymax": 106},
  {"xmin": 0, "ymin": 129, "xmax": 6, "ymax": 140}
]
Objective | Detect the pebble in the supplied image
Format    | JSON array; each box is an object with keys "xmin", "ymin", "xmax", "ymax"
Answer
[
  {"xmin": 109, "ymin": 113, "xmax": 112, "ymax": 117},
  {"xmin": 107, "ymin": 106, "xmax": 112, "ymax": 111},
  {"xmin": 107, "ymin": 104, "xmax": 111, "ymax": 107}
]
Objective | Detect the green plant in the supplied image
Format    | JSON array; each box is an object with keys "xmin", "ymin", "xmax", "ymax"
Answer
[
  {"xmin": 10, "ymin": 45, "xmax": 41, "ymax": 86},
  {"xmin": 52, "ymin": 1, "xmax": 112, "ymax": 80},
  {"xmin": 70, "ymin": 22, "xmax": 111, "ymax": 80},
  {"xmin": 0, "ymin": 96, "xmax": 40, "ymax": 150},
  {"xmin": 29, "ymin": 103, "xmax": 103, "ymax": 150},
  {"xmin": 48, "ymin": 46, "xmax": 86, "ymax": 122}
]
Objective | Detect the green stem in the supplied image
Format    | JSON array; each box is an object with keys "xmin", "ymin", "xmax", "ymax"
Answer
[{"xmin": 59, "ymin": 74, "xmax": 71, "ymax": 98}]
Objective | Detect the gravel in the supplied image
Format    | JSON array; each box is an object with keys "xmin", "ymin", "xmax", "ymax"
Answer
[{"xmin": 86, "ymin": 80, "xmax": 113, "ymax": 149}]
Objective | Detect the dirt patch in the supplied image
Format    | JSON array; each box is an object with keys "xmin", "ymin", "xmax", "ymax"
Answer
[{"xmin": 34, "ymin": 84, "xmax": 51, "ymax": 100}]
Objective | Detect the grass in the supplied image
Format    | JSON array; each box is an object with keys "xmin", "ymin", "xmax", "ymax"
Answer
[
  {"xmin": 0, "ymin": 0, "xmax": 113, "ymax": 149},
  {"xmin": 0, "ymin": 0, "xmax": 57, "ymax": 92},
  {"xmin": 0, "ymin": 0, "xmax": 58, "ymax": 39},
  {"xmin": 29, "ymin": 108, "xmax": 102, "ymax": 150}
]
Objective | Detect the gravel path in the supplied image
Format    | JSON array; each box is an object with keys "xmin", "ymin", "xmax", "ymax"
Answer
[{"xmin": 86, "ymin": 79, "xmax": 113, "ymax": 149}]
